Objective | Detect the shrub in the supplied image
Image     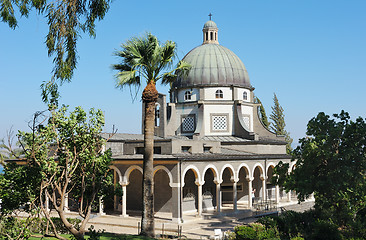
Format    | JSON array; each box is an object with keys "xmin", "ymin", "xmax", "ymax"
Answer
[
  {"xmin": 223, "ymin": 230, "xmax": 236, "ymax": 240},
  {"xmin": 233, "ymin": 223, "xmax": 280, "ymax": 240},
  {"xmin": 290, "ymin": 237, "xmax": 304, "ymax": 240},
  {"xmin": 234, "ymin": 225, "xmax": 257, "ymax": 240},
  {"xmin": 0, "ymin": 216, "xmax": 32, "ymax": 239},
  {"xmin": 257, "ymin": 227, "xmax": 279, "ymax": 240},
  {"xmin": 310, "ymin": 219, "xmax": 341, "ymax": 240}
]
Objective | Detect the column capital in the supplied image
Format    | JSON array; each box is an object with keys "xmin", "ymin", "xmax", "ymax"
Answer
[
  {"xmin": 120, "ymin": 181, "xmax": 129, "ymax": 186},
  {"xmin": 231, "ymin": 178, "xmax": 239, "ymax": 183},
  {"xmin": 260, "ymin": 176, "xmax": 268, "ymax": 181},
  {"xmin": 195, "ymin": 180, "xmax": 205, "ymax": 186},
  {"xmin": 214, "ymin": 180, "xmax": 223, "ymax": 185},
  {"xmin": 246, "ymin": 177, "xmax": 254, "ymax": 182}
]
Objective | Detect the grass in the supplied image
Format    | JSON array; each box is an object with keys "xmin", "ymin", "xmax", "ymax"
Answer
[{"xmin": 29, "ymin": 233, "xmax": 155, "ymax": 240}]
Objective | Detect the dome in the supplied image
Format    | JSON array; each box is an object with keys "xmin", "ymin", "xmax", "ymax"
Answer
[
  {"xmin": 174, "ymin": 44, "xmax": 251, "ymax": 89},
  {"xmin": 203, "ymin": 20, "xmax": 217, "ymax": 29}
]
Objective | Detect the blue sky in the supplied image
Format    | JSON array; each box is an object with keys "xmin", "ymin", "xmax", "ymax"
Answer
[{"xmin": 1, "ymin": 0, "xmax": 365, "ymax": 150}]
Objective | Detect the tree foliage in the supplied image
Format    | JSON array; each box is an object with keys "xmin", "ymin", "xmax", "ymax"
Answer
[
  {"xmin": 1, "ymin": 0, "xmax": 111, "ymax": 102},
  {"xmin": 270, "ymin": 93, "xmax": 293, "ymax": 154},
  {"xmin": 0, "ymin": 106, "xmax": 117, "ymax": 239},
  {"xmin": 274, "ymin": 111, "xmax": 366, "ymax": 236},
  {"xmin": 112, "ymin": 33, "xmax": 190, "ymax": 89},
  {"xmin": 254, "ymin": 96, "xmax": 270, "ymax": 129}
]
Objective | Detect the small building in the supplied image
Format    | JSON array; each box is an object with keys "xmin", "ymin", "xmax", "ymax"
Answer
[{"xmin": 106, "ymin": 19, "xmax": 293, "ymax": 223}]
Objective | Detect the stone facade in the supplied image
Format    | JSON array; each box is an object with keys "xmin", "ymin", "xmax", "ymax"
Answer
[{"xmin": 104, "ymin": 20, "xmax": 293, "ymax": 223}]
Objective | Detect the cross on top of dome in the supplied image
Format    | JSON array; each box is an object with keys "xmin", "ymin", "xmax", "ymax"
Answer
[{"xmin": 203, "ymin": 14, "xmax": 218, "ymax": 44}]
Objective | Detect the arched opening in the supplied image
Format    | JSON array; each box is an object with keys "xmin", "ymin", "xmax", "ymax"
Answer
[
  {"xmin": 243, "ymin": 91, "xmax": 248, "ymax": 100},
  {"xmin": 202, "ymin": 168, "xmax": 216, "ymax": 211},
  {"xmin": 215, "ymin": 89, "xmax": 223, "ymax": 99},
  {"xmin": 126, "ymin": 169, "xmax": 142, "ymax": 211},
  {"xmin": 210, "ymin": 32, "xmax": 213, "ymax": 41},
  {"xmin": 237, "ymin": 166, "xmax": 250, "ymax": 207},
  {"xmin": 183, "ymin": 169, "xmax": 198, "ymax": 212},
  {"xmin": 154, "ymin": 169, "xmax": 172, "ymax": 213},
  {"xmin": 253, "ymin": 166, "xmax": 263, "ymax": 203},
  {"xmin": 184, "ymin": 91, "xmax": 192, "ymax": 101},
  {"xmin": 221, "ymin": 167, "xmax": 234, "ymax": 205},
  {"xmin": 266, "ymin": 166, "xmax": 275, "ymax": 200},
  {"xmin": 155, "ymin": 103, "xmax": 160, "ymax": 127}
]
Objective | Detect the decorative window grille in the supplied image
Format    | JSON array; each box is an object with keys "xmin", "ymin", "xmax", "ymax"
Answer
[
  {"xmin": 212, "ymin": 115, "xmax": 227, "ymax": 131},
  {"xmin": 215, "ymin": 89, "xmax": 223, "ymax": 99},
  {"xmin": 181, "ymin": 115, "xmax": 195, "ymax": 133},
  {"xmin": 243, "ymin": 115, "xmax": 250, "ymax": 129},
  {"xmin": 184, "ymin": 91, "xmax": 192, "ymax": 101},
  {"xmin": 243, "ymin": 91, "xmax": 248, "ymax": 100}
]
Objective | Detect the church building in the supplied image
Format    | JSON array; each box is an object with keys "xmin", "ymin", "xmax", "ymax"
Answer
[{"xmin": 106, "ymin": 19, "xmax": 293, "ymax": 223}]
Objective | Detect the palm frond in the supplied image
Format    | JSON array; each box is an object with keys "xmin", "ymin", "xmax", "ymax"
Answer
[
  {"xmin": 114, "ymin": 70, "xmax": 140, "ymax": 89},
  {"xmin": 112, "ymin": 32, "xmax": 189, "ymax": 88},
  {"xmin": 161, "ymin": 60, "xmax": 191, "ymax": 85}
]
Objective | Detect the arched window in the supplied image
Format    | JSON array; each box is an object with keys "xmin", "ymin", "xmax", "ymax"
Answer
[
  {"xmin": 155, "ymin": 103, "xmax": 160, "ymax": 127},
  {"xmin": 184, "ymin": 91, "xmax": 192, "ymax": 101},
  {"xmin": 210, "ymin": 32, "xmax": 213, "ymax": 41},
  {"xmin": 243, "ymin": 91, "xmax": 248, "ymax": 100},
  {"xmin": 215, "ymin": 89, "xmax": 223, "ymax": 99}
]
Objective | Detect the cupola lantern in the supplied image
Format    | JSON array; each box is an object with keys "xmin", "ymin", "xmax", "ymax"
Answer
[{"xmin": 203, "ymin": 14, "xmax": 219, "ymax": 44}]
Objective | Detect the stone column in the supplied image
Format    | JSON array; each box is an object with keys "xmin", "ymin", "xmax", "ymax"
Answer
[
  {"xmin": 261, "ymin": 177, "xmax": 266, "ymax": 201},
  {"xmin": 275, "ymin": 185, "xmax": 280, "ymax": 204},
  {"xmin": 196, "ymin": 182, "xmax": 203, "ymax": 217},
  {"xmin": 215, "ymin": 181, "xmax": 222, "ymax": 213},
  {"xmin": 120, "ymin": 182, "xmax": 128, "ymax": 217},
  {"xmin": 98, "ymin": 196, "xmax": 106, "ymax": 216},
  {"xmin": 287, "ymin": 190, "xmax": 292, "ymax": 202},
  {"xmin": 170, "ymin": 183, "xmax": 182, "ymax": 223},
  {"xmin": 247, "ymin": 178, "xmax": 253, "ymax": 208},
  {"xmin": 232, "ymin": 180, "xmax": 238, "ymax": 211}
]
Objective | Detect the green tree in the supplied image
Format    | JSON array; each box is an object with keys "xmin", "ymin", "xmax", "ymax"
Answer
[
  {"xmin": 254, "ymin": 97, "xmax": 270, "ymax": 129},
  {"xmin": 112, "ymin": 33, "xmax": 190, "ymax": 237},
  {"xmin": 274, "ymin": 111, "xmax": 366, "ymax": 235},
  {"xmin": 270, "ymin": 93, "xmax": 293, "ymax": 154},
  {"xmin": 0, "ymin": 163, "xmax": 42, "ymax": 239},
  {"xmin": 1, "ymin": 0, "xmax": 111, "ymax": 102},
  {"xmin": 0, "ymin": 106, "xmax": 117, "ymax": 239}
]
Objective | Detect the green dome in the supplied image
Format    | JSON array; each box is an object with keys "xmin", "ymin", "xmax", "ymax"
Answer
[
  {"xmin": 203, "ymin": 20, "xmax": 217, "ymax": 29},
  {"xmin": 174, "ymin": 44, "xmax": 251, "ymax": 89}
]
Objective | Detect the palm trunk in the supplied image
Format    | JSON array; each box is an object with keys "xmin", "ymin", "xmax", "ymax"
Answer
[{"xmin": 140, "ymin": 81, "xmax": 158, "ymax": 238}]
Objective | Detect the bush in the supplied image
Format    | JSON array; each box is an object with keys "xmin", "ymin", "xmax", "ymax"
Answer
[
  {"xmin": 234, "ymin": 225, "xmax": 257, "ymax": 240},
  {"xmin": 224, "ymin": 230, "xmax": 236, "ymax": 240},
  {"xmin": 310, "ymin": 219, "xmax": 341, "ymax": 240},
  {"xmin": 257, "ymin": 209, "xmax": 346, "ymax": 240},
  {"xmin": 234, "ymin": 223, "xmax": 280, "ymax": 240},
  {"xmin": 0, "ymin": 216, "xmax": 32, "ymax": 239}
]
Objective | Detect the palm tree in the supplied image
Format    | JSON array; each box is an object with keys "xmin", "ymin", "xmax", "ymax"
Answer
[{"xmin": 112, "ymin": 33, "xmax": 189, "ymax": 237}]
